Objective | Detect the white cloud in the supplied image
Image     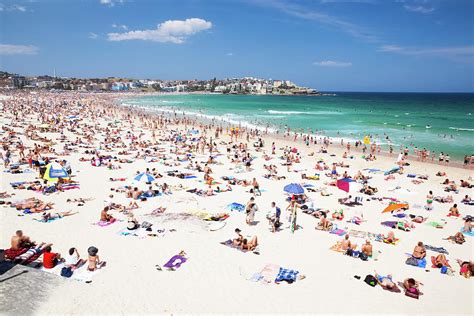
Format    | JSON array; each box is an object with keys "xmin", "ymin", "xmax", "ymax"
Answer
[
  {"xmin": 0, "ymin": 4, "xmax": 27, "ymax": 12},
  {"xmin": 378, "ymin": 45, "xmax": 474, "ymax": 56},
  {"xmin": 88, "ymin": 32, "xmax": 99, "ymax": 39},
  {"xmin": 253, "ymin": 0, "xmax": 378, "ymax": 42},
  {"xmin": 403, "ymin": 5, "xmax": 434, "ymax": 13},
  {"xmin": 0, "ymin": 44, "xmax": 38, "ymax": 55},
  {"xmin": 107, "ymin": 18, "xmax": 212, "ymax": 44},
  {"xmin": 226, "ymin": 52, "xmax": 234, "ymax": 56},
  {"xmin": 313, "ymin": 60, "xmax": 352, "ymax": 67},
  {"xmin": 320, "ymin": 0, "xmax": 376, "ymax": 3},
  {"xmin": 378, "ymin": 44, "xmax": 474, "ymax": 63},
  {"xmin": 100, "ymin": 0, "xmax": 124, "ymax": 7},
  {"xmin": 112, "ymin": 23, "xmax": 128, "ymax": 30}
]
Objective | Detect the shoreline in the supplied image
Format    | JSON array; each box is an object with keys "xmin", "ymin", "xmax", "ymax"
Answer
[{"xmin": 115, "ymin": 94, "xmax": 472, "ymax": 167}]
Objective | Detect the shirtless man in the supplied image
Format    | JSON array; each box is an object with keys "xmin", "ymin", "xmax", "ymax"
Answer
[
  {"xmin": 341, "ymin": 234, "xmax": 357, "ymax": 251},
  {"xmin": 11, "ymin": 230, "xmax": 34, "ymax": 250},
  {"xmin": 448, "ymin": 204, "xmax": 460, "ymax": 217},
  {"xmin": 412, "ymin": 241, "xmax": 426, "ymax": 259},
  {"xmin": 100, "ymin": 206, "xmax": 115, "ymax": 223},
  {"xmin": 361, "ymin": 240, "xmax": 373, "ymax": 257}
]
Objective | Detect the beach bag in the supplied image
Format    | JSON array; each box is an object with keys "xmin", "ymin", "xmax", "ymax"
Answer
[
  {"xmin": 405, "ymin": 257, "xmax": 419, "ymax": 266},
  {"xmin": 60, "ymin": 267, "xmax": 73, "ymax": 278},
  {"xmin": 364, "ymin": 274, "xmax": 377, "ymax": 287}
]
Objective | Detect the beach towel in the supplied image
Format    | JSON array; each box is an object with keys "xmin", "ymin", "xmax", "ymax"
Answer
[
  {"xmin": 93, "ymin": 220, "xmax": 115, "ymax": 227},
  {"xmin": 348, "ymin": 229, "xmax": 368, "ymax": 239},
  {"xmin": 275, "ymin": 267, "xmax": 299, "ymax": 284},
  {"xmin": 329, "ymin": 242, "xmax": 345, "ymax": 253},
  {"xmin": 425, "ymin": 245, "xmax": 449, "ymax": 255},
  {"xmin": 227, "ymin": 202, "xmax": 245, "ymax": 212},
  {"xmin": 426, "ymin": 221, "xmax": 444, "ymax": 229},
  {"xmin": 405, "ymin": 256, "xmax": 426, "ymax": 268},
  {"xmin": 461, "ymin": 229, "xmax": 474, "ymax": 236},
  {"xmin": 220, "ymin": 239, "xmax": 259, "ymax": 254},
  {"xmin": 381, "ymin": 221, "xmax": 398, "ymax": 229},
  {"xmin": 4, "ymin": 248, "xmax": 28, "ymax": 260},
  {"xmin": 329, "ymin": 228, "xmax": 347, "ymax": 236},
  {"xmin": 163, "ymin": 255, "xmax": 187, "ymax": 269},
  {"xmin": 33, "ymin": 217, "xmax": 61, "ymax": 223}
]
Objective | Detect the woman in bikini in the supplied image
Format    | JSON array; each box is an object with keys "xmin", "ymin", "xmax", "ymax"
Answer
[{"xmin": 412, "ymin": 241, "xmax": 426, "ymax": 259}]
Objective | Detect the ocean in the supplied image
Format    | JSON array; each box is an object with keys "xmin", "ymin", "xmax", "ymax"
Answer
[{"xmin": 122, "ymin": 92, "xmax": 474, "ymax": 161}]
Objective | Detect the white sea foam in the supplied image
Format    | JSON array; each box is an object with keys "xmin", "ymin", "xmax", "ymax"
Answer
[
  {"xmin": 267, "ymin": 110, "xmax": 342, "ymax": 115},
  {"xmin": 449, "ymin": 127, "xmax": 474, "ymax": 132}
]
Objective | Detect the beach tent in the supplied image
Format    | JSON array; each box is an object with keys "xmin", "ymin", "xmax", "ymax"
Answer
[
  {"xmin": 133, "ymin": 173, "xmax": 156, "ymax": 184},
  {"xmin": 43, "ymin": 162, "xmax": 68, "ymax": 183},
  {"xmin": 284, "ymin": 183, "xmax": 305, "ymax": 194},
  {"xmin": 336, "ymin": 178, "xmax": 355, "ymax": 193},
  {"xmin": 382, "ymin": 203, "xmax": 409, "ymax": 213}
]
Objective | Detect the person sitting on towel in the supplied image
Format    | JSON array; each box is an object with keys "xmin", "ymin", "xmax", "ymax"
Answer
[
  {"xmin": 448, "ymin": 204, "xmax": 460, "ymax": 217},
  {"xmin": 233, "ymin": 228, "xmax": 244, "ymax": 247},
  {"xmin": 43, "ymin": 245, "xmax": 63, "ymax": 269},
  {"xmin": 361, "ymin": 240, "xmax": 373, "ymax": 257},
  {"xmin": 11, "ymin": 230, "xmax": 35, "ymax": 250},
  {"xmin": 341, "ymin": 234, "xmax": 357, "ymax": 252},
  {"xmin": 412, "ymin": 241, "xmax": 426, "ymax": 259},
  {"xmin": 241, "ymin": 236, "xmax": 258, "ymax": 251}
]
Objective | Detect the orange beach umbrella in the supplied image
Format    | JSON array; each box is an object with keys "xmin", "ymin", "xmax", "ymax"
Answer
[{"xmin": 382, "ymin": 203, "xmax": 408, "ymax": 213}]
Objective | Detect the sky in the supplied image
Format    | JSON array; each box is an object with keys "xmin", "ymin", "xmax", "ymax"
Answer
[{"xmin": 0, "ymin": 0, "xmax": 473, "ymax": 92}]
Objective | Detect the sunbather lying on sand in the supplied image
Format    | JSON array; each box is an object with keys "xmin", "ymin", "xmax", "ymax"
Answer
[
  {"xmin": 456, "ymin": 259, "xmax": 474, "ymax": 278},
  {"xmin": 445, "ymin": 232, "xmax": 465, "ymax": 244},
  {"xmin": 40, "ymin": 210, "xmax": 78, "ymax": 222}
]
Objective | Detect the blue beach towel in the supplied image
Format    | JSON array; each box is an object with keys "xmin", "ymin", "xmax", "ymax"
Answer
[{"xmin": 275, "ymin": 268, "xmax": 299, "ymax": 283}]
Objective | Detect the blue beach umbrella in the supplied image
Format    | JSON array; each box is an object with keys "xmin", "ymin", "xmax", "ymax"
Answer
[
  {"xmin": 133, "ymin": 172, "xmax": 156, "ymax": 184},
  {"xmin": 284, "ymin": 183, "xmax": 305, "ymax": 195}
]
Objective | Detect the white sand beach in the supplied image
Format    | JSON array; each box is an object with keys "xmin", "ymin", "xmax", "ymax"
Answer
[{"xmin": 0, "ymin": 92, "xmax": 473, "ymax": 315}]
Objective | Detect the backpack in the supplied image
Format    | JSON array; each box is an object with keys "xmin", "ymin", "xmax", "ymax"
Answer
[
  {"xmin": 60, "ymin": 266, "xmax": 73, "ymax": 278},
  {"xmin": 364, "ymin": 274, "xmax": 377, "ymax": 287}
]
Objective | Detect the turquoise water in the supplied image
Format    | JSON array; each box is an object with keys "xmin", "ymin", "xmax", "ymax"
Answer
[{"xmin": 123, "ymin": 93, "xmax": 474, "ymax": 160}]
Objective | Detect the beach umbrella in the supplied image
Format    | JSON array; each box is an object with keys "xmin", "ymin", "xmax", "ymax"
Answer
[
  {"xmin": 133, "ymin": 172, "xmax": 156, "ymax": 184},
  {"xmin": 384, "ymin": 167, "xmax": 400, "ymax": 176},
  {"xmin": 336, "ymin": 178, "xmax": 355, "ymax": 193},
  {"xmin": 284, "ymin": 183, "xmax": 305, "ymax": 195},
  {"xmin": 43, "ymin": 162, "xmax": 68, "ymax": 183},
  {"xmin": 363, "ymin": 136, "xmax": 371, "ymax": 145},
  {"xmin": 382, "ymin": 203, "xmax": 409, "ymax": 213}
]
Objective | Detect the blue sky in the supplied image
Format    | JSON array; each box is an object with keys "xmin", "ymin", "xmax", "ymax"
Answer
[{"xmin": 0, "ymin": 0, "xmax": 473, "ymax": 92}]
